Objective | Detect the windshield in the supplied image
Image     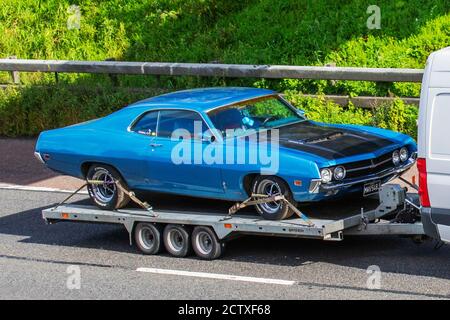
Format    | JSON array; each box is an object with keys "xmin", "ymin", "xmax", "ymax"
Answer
[{"xmin": 207, "ymin": 96, "xmax": 304, "ymax": 138}]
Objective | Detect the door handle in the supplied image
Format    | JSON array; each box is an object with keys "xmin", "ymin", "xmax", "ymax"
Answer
[{"xmin": 150, "ymin": 143, "xmax": 163, "ymax": 148}]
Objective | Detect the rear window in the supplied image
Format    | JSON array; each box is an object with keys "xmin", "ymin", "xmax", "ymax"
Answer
[{"xmin": 132, "ymin": 111, "xmax": 158, "ymax": 136}]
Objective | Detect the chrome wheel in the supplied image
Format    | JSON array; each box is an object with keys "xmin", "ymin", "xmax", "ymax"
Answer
[
  {"xmin": 195, "ymin": 231, "xmax": 213, "ymax": 255},
  {"xmin": 91, "ymin": 168, "xmax": 116, "ymax": 203},
  {"xmin": 256, "ymin": 179, "xmax": 282, "ymax": 214}
]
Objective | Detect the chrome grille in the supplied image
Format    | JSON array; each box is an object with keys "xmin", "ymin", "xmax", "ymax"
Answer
[{"xmin": 344, "ymin": 152, "xmax": 394, "ymax": 179}]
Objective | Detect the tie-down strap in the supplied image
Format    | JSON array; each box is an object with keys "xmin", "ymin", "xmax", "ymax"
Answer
[
  {"xmin": 53, "ymin": 179, "xmax": 157, "ymax": 217},
  {"xmin": 227, "ymin": 193, "xmax": 314, "ymax": 226}
]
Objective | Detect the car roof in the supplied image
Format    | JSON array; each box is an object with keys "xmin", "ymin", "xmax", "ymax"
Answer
[{"xmin": 126, "ymin": 87, "xmax": 276, "ymax": 112}]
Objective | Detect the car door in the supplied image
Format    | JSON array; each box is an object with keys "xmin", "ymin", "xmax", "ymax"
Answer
[
  {"xmin": 145, "ymin": 109, "xmax": 224, "ymax": 196},
  {"xmin": 125, "ymin": 110, "xmax": 160, "ymax": 188}
]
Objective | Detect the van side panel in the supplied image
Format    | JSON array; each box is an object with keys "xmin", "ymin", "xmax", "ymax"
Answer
[
  {"xmin": 425, "ymin": 89, "xmax": 450, "ymax": 210},
  {"xmin": 419, "ymin": 47, "xmax": 450, "ymax": 242}
]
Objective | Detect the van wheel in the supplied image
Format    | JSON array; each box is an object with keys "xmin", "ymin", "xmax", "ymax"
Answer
[
  {"xmin": 163, "ymin": 224, "xmax": 192, "ymax": 257},
  {"xmin": 135, "ymin": 223, "xmax": 164, "ymax": 255},
  {"xmin": 86, "ymin": 164, "xmax": 130, "ymax": 210},
  {"xmin": 251, "ymin": 176, "xmax": 296, "ymax": 220},
  {"xmin": 192, "ymin": 226, "xmax": 224, "ymax": 260}
]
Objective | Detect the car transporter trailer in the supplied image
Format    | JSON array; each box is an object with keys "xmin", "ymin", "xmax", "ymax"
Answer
[{"xmin": 40, "ymin": 182, "xmax": 443, "ymax": 260}]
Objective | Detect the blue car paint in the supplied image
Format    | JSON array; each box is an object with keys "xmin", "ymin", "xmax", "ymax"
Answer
[
  {"xmin": 128, "ymin": 87, "xmax": 275, "ymax": 112},
  {"xmin": 36, "ymin": 87, "xmax": 417, "ymax": 203}
]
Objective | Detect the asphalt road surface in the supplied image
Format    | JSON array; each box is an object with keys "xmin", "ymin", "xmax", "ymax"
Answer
[{"xmin": 0, "ymin": 188, "xmax": 449, "ymax": 300}]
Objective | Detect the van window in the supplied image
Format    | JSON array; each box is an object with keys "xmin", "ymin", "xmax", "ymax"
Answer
[{"xmin": 430, "ymin": 93, "xmax": 450, "ymax": 157}]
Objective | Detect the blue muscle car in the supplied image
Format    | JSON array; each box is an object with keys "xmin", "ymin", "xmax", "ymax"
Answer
[{"xmin": 35, "ymin": 87, "xmax": 417, "ymax": 220}]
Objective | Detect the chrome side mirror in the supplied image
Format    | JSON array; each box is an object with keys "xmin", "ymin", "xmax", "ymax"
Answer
[
  {"xmin": 196, "ymin": 131, "xmax": 216, "ymax": 143},
  {"xmin": 202, "ymin": 132, "xmax": 216, "ymax": 143}
]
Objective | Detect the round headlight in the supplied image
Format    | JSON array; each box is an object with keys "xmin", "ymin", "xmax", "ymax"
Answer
[
  {"xmin": 400, "ymin": 147, "xmax": 409, "ymax": 162},
  {"xmin": 333, "ymin": 166, "xmax": 346, "ymax": 180},
  {"xmin": 320, "ymin": 168, "xmax": 332, "ymax": 183},
  {"xmin": 392, "ymin": 150, "xmax": 400, "ymax": 165}
]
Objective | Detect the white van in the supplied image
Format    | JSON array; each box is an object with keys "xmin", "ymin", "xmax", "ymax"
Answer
[{"xmin": 418, "ymin": 46, "xmax": 450, "ymax": 243}]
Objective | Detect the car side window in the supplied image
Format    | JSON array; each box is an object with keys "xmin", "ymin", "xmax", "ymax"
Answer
[
  {"xmin": 158, "ymin": 110, "xmax": 207, "ymax": 140},
  {"xmin": 132, "ymin": 111, "xmax": 158, "ymax": 136}
]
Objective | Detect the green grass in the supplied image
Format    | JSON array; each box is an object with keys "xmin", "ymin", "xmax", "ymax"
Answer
[
  {"xmin": 285, "ymin": 91, "xmax": 419, "ymax": 139},
  {"xmin": 0, "ymin": 0, "xmax": 448, "ymax": 136},
  {"xmin": 1, "ymin": 0, "xmax": 449, "ymax": 94}
]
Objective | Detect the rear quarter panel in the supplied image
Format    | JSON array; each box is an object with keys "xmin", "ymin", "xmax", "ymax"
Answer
[{"xmin": 35, "ymin": 107, "xmax": 148, "ymax": 187}]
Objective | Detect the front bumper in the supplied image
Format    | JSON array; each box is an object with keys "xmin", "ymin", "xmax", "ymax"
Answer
[{"xmin": 311, "ymin": 158, "xmax": 415, "ymax": 194}]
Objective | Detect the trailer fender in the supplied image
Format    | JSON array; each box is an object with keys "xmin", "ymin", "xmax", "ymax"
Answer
[{"xmin": 123, "ymin": 220, "xmax": 135, "ymax": 245}]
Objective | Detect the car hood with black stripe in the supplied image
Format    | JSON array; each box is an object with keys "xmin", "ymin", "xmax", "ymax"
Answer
[{"xmin": 275, "ymin": 121, "xmax": 397, "ymax": 160}]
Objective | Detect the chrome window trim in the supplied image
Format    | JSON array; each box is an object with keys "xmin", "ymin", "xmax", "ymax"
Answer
[
  {"xmin": 155, "ymin": 110, "xmax": 161, "ymax": 136},
  {"xmin": 127, "ymin": 107, "xmax": 219, "ymax": 142}
]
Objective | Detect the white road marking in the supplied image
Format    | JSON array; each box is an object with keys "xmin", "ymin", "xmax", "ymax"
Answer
[
  {"xmin": 0, "ymin": 183, "xmax": 88, "ymax": 194},
  {"xmin": 136, "ymin": 267, "xmax": 296, "ymax": 286}
]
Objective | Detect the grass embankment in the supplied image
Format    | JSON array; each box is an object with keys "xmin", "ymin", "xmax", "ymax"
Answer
[{"xmin": 0, "ymin": 0, "xmax": 448, "ymax": 137}]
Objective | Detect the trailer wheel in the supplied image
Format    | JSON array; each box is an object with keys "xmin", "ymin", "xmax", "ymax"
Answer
[
  {"xmin": 134, "ymin": 223, "xmax": 163, "ymax": 255},
  {"xmin": 163, "ymin": 224, "xmax": 192, "ymax": 257},
  {"xmin": 192, "ymin": 226, "xmax": 224, "ymax": 260}
]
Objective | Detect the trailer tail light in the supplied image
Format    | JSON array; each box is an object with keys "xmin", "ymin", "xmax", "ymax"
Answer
[{"xmin": 417, "ymin": 158, "xmax": 430, "ymax": 207}]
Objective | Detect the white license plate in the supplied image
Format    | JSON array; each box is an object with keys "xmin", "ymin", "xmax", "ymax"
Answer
[{"xmin": 363, "ymin": 180, "xmax": 381, "ymax": 196}]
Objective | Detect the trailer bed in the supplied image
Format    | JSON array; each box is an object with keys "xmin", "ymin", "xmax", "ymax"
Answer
[{"xmin": 42, "ymin": 185, "xmax": 425, "ymax": 247}]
